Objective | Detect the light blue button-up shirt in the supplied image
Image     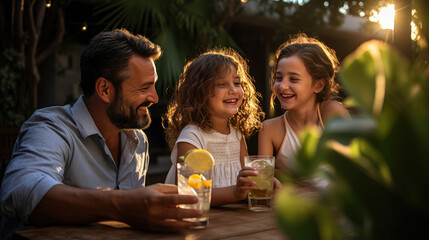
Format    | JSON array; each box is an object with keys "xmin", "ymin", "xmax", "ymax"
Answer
[{"xmin": 0, "ymin": 95, "xmax": 150, "ymax": 222}]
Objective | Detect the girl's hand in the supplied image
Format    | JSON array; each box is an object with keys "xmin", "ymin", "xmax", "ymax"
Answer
[
  {"xmin": 235, "ymin": 167, "xmax": 258, "ymax": 200},
  {"xmin": 273, "ymin": 177, "xmax": 282, "ymax": 194}
]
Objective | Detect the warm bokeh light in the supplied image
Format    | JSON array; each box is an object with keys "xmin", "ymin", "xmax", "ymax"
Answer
[
  {"xmin": 370, "ymin": 4, "xmax": 395, "ymax": 30},
  {"xmin": 45, "ymin": 0, "xmax": 52, "ymax": 8},
  {"xmin": 411, "ymin": 9, "xmax": 420, "ymax": 41},
  {"xmin": 81, "ymin": 23, "xmax": 87, "ymax": 31},
  {"xmin": 411, "ymin": 21, "xmax": 419, "ymax": 41}
]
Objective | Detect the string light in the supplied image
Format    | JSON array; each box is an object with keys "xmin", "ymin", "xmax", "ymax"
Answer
[
  {"xmin": 81, "ymin": 22, "xmax": 88, "ymax": 31},
  {"xmin": 45, "ymin": 0, "xmax": 52, "ymax": 8}
]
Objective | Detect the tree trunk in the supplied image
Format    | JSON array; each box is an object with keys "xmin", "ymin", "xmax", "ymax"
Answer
[
  {"xmin": 24, "ymin": 0, "xmax": 44, "ymax": 111},
  {"xmin": 393, "ymin": 0, "xmax": 412, "ymax": 59},
  {"xmin": 10, "ymin": 0, "xmax": 66, "ymax": 113}
]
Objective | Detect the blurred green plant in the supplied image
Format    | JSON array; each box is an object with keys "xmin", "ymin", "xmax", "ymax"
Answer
[
  {"xmin": 0, "ymin": 48, "xmax": 26, "ymax": 127},
  {"xmin": 275, "ymin": 40, "xmax": 429, "ymax": 239}
]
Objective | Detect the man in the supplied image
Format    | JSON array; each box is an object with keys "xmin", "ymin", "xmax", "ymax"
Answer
[{"xmin": 0, "ymin": 29, "xmax": 201, "ymax": 238}]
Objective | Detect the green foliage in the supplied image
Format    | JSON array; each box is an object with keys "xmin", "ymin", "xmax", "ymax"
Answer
[
  {"xmin": 256, "ymin": 0, "xmax": 393, "ymax": 42},
  {"xmin": 93, "ymin": 0, "xmax": 241, "ymax": 102},
  {"xmin": 276, "ymin": 186, "xmax": 343, "ymax": 240},
  {"xmin": 0, "ymin": 49, "xmax": 26, "ymax": 128},
  {"xmin": 275, "ymin": 40, "xmax": 429, "ymax": 239}
]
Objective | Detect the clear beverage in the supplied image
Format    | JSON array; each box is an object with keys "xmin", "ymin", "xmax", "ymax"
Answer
[
  {"xmin": 177, "ymin": 163, "xmax": 213, "ymax": 228},
  {"xmin": 245, "ymin": 156, "xmax": 275, "ymax": 211}
]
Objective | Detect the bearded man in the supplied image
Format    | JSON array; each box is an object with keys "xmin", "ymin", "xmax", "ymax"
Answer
[{"xmin": 0, "ymin": 29, "xmax": 201, "ymax": 239}]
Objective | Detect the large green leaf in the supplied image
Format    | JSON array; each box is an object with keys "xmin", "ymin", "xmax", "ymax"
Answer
[
  {"xmin": 278, "ymin": 38, "xmax": 429, "ymax": 239},
  {"xmin": 340, "ymin": 41, "xmax": 429, "ymax": 208},
  {"xmin": 326, "ymin": 147, "xmax": 429, "ymax": 239},
  {"xmin": 293, "ymin": 116, "xmax": 377, "ymax": 180},
  {"xmin": 339, "ymin": 42, "xmax": 379, "ymax": 116},
  {"xmin": 275, "ymin": 186, "xmax": 343, "ymax": 240}
]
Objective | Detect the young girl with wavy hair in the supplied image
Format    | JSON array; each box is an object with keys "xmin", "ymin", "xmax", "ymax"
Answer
[{"xmin": 163, "ymin": 48, "xmax": 265, "ymax": 205}]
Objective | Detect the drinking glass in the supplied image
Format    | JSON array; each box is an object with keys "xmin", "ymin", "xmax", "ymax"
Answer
[
  {"xmin": 245, "ymin": 155, "xmax": 275, "ymax": 211},
  {"xmin": 177, "ymin": 162, "xmax": 213, "ymax": 228}
]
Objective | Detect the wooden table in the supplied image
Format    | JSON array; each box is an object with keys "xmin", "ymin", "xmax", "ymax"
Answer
[{"xmin": 13, "ymin": 204, "xmax": 288, "ymax": 240}]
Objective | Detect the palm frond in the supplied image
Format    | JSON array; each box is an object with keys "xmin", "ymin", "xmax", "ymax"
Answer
[
  {"xmin": 94, "ymin": 0, "xmax": 165, "ymax": 33},
  {"xmin": 153, "ymin": 27, "xmax": 189, "ymax": 101}
]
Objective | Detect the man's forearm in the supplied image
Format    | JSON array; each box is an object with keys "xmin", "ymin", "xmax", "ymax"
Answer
[{"xmin": 29, "ymin": 184, "xmax": 119, "ymax": 225}]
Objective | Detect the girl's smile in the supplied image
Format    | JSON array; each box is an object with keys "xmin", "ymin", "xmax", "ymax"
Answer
[
  {"xmin": 223, "ymin": 98, "xmax": 240, "ymax": 104},
  {"xmin": 274, "ymin": 55, "xmax": 318, "ymax": 110},
  {"xmin": 208, "ymin": 65, "xmax": 244, "ymax": 120},
  {"xmin": 279, "ymin": 93, "xmax": 296, "ymax": 100}
]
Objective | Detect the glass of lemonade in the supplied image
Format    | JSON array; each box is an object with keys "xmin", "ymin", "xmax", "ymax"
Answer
[
  {"xmin": 244, "ymin": 155, "xmax": 275, "ymax": 211},
  {"xmin": 177, "ymin": 162, "xmax": 213, "ymax": 228}
]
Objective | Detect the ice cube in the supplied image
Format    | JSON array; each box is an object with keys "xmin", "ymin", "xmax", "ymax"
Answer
[
  {"xmin": 178, "ymin": 174, "xmax": 198, "ymax": 196},
  {"xmin": 255, "ymin": 179, "xmax": 271, "ymax": 189},
  {"xmin": 251, "ymin": 160, "xmax": 268, "ymax": 169}
]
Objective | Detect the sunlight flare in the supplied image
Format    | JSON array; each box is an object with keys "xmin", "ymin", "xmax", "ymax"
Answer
[{"xmin": 370, "ymin": 4, "xmax": 395, "ymax": 30}]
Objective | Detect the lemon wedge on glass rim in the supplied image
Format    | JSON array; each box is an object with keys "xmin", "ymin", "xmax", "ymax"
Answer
[{"xmin": 183, "ymin": 149, "xmax": 215, "ymax": 173}]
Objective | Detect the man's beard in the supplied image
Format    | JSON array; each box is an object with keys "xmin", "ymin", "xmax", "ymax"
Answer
[{"xmin": 107, "ymin": 92, "xmax": 152, "ymax": 130}]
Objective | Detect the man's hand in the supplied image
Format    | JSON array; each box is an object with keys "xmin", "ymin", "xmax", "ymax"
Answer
[
  {"xmin": 29, "ymin": 183, "xmax": 202, "ymax": 232},
  {"xmin": 114, "ymin": 183, "xmax": 202, "ymax": 231}
]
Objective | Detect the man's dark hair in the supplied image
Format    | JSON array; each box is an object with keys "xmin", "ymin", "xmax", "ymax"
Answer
[{"xmin": 80, "ymin": 28, "xmax": 162, "ymax": 96}]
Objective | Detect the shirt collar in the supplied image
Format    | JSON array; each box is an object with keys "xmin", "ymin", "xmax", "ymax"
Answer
[
  {"xmin": 71, "ymin": 95, "xmax": 102, "ymax": 139},
  {"xmin": 71, "ymin": 95, "xmax": 140, "ymax": 144},
  {"xmin": 122, "ymin": 130, "xmax": 140, "ymax": 144}
]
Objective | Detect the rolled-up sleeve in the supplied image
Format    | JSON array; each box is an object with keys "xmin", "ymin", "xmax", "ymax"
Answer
[{"xmin": 0, "ymin": 115, "xmax": 70, "ymax": 222}]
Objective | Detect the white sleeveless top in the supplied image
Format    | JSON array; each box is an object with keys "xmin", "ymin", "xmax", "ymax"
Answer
[
  {"xmin": 276, "ymin": 104, "xmax": 325, "ymax": 171},
  {"xmin": 164, "ymin": 124, "xmax": 242, "ymax": 188}
]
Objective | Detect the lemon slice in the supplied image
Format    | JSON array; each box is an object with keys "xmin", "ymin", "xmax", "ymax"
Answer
[
  {"xmin": 183, "ymin": 149, "xmax": 215, "ymax": 173},
  {"xmin": 202, "ymin": 179, "xmax": 212, "ymax": 188},
  {"xmin": 187, "ymin": 174, "xmax": 203, "ymax": 189}
]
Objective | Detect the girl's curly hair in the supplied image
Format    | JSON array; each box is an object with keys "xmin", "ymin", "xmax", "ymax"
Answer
[
  {"xmin": 270, "ymin": 33, "xmax": 342, "ymax": 108},
  {"xmin": 162, "ymin": 48, "xmax": 265, "ymax": 150}
]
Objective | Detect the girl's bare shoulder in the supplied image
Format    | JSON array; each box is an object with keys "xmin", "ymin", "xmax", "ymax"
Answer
[
  {"xmin": 261, "ymin": 114, "xmax": 285, "ymax": 130},
  {"xmin": 320, "ymin": 100, "xmax": 350, "ymax": 120}
]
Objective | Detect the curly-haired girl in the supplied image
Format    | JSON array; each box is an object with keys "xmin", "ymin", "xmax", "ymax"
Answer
[{"xmin": 163, "ymin": 48, "xmax": 265, "ymax": 205}]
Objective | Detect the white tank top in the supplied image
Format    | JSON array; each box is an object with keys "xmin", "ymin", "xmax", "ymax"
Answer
[
  {"xmin": 164, "ymin": 124, "xmax": 242, "ymax": 188},
  {"xmin": 275, "ymin": 104, "xmax": 324, "ymax": 171}
]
